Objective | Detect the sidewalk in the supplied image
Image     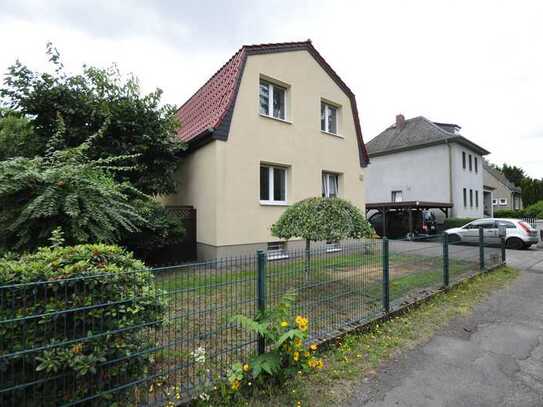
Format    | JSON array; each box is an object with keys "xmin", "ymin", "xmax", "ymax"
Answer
[{"xmin": 345, "ymin": 264, "xmax": 543, "ymax": 406}]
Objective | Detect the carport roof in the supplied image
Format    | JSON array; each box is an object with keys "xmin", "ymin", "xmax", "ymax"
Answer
[{"xmin": 366, "ymin": 201, "xmax": 453, "ymax": 210}]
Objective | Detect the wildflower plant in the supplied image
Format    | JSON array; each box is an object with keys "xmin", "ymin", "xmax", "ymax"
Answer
[{"xmin": 215, "ymin": 291, "xmax": 324, "ymax": 401}]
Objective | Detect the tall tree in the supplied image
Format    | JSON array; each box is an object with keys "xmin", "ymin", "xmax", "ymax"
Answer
[
  {"xmin": 0, "ymin": 43, "xmax": 185, "ymax": 195},
  {"xmin": 499, "ymin": 163, "xmax": 525, "ymax": 187}
]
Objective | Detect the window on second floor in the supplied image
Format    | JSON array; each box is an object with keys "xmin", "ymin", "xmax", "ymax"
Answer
[
  {"xmin": 474, "ymin": 157, "xmax": 478, "ymax": 173},
  {"xmin": 321, "ymin": 102, "xmax": 337, "ymax": 134},
  {"xmin": 259, "ymin": 80, "xmax": 286, "ymax": 120},
  {"xmin": 322, "ymin": 172, "xmax": 339, "ymax": 198},
  {"xmin": 391, "ymin": 190, "xmax": 403, "ymax": 203},
  {"xmin": 469, "ymin": 154, "xmax": 473, "ymax": 171},
  {"xmin": 462, "ymin": 152, "xmax": 466, "ymax": 169},
  {"xmin": 260, "ymin": 165, "xmax": 287, "ymax": 204}
]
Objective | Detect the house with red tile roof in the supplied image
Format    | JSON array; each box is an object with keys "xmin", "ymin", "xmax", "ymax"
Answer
[{"xmin": 162, "ymin": 41, "xmax": 369, "ymax": 259}]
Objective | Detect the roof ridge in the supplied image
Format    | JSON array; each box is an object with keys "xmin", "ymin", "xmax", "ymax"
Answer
[{"xmin": 419, "ymin": 116, "xmax": 457, "ymax": 137}]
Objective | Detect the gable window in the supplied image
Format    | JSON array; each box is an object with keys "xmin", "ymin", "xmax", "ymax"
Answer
[
  {"xmin": 259, "ymin": 80, "xmax": 286, "ymax": 120},
  {"xmin": 474, "ymin": 157, "xmax": 478, "ymax": 173},
  {"xmin": 322, "ymin": 172, "xmax": 339, "ymax": 198},
  {"xmin": 469, "ymin": 154, "xmax": 472, "ymax": 171},
  {"xmin": 391, "ymin": 190, "xmax": 403, "ymax": 203},
  {"xmin": 462, "ymin": 152, "xmax": 466, "ymax": 169},
  {"xmin": 321, "ymin": 102, "xmax": 337, "ymax": 134},
  {"xmin": 463, "ymin": 188, "xmax": 467, "ymax": 207},
  {"xmin": 260, "ymin": 165, "xmax": 287, "ymax": 204}
]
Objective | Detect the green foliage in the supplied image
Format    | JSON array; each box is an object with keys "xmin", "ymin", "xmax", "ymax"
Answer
[
  {"xmin": 0, "ymin": 108, "xmax": 38, "ymax": 159},
  {"xmin": 0, "ymin": 132, "xmax": 146, "ymax": 251},
  {"xmin": 271, "ymin": 197, "xmax": 373, "ymax": 242},
  {"xmin": 493, "ymin": 209, "xmax": 525, "ymax": 219},
  {"xmin": 521, "ymin": 177, "xmax": 543, "ymax": 206},
  {"xmin": 498, "ymin": 163, "xmax": 525, "ymax": 187},
  {"xmin": 122, "ymin": 199, "xmax": 185, "ymax": 261},
  {"xmin": 0, "ymin": 43, "xmax": 185, "ymax": 194},
  {"xmin": 0, "ymin": 244, "xmax": 166, "ymax": 406},
  {"xmin": 524, "ymin": 201, "xmax": 543, "ymax": 218},
  {"xmin": 444, "ymin": 218, "xmax": 476, "ymax": 228}
]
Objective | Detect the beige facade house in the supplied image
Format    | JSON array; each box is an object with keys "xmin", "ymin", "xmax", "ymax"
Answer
[{"xmin": 162, "ymin": 41, "xmax": 369, "ymax": 259}]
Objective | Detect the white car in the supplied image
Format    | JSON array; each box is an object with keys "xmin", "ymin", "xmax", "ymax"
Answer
[{"xmin": 445, "ymin": 218, "xmax": 539, "ymax": 249}]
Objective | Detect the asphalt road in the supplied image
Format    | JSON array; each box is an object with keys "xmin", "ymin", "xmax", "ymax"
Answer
[{"xmin": 346, "ymin": 248, "xmax": 543, "ymax": 407}]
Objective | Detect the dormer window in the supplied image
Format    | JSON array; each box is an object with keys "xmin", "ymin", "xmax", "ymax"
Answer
[
  {"xmin": 259, "ymin": 80, "xmax": 286, "ymax": 120},
  {"xmin": 321, "ymin": 102, "xmax": 337, "ymax": 134}
]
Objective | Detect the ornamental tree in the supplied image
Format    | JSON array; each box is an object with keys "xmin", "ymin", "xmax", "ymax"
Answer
[
  {"xmin": 0, "ymin": 43, "xmax": 185, "ymax": 195},
  {"xmin": 271, "ymin": 197, "xmax": 373, "ymax": 274}
]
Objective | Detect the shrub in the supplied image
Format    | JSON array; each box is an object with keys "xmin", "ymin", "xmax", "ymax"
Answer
[
  {"xmin": 0, "ymin": 244, "xmax": 166, "ymax": 406},
  {"xmin": 523, "ymin": 201, "xmax": 543, "ymax": 218},
  {"xmin": 444, "ymin": 217, "xmax": 476, "ymax": 228},
  {"xmin": 493, "ymin": 209, "xmax": 526, "ymax": 219}
]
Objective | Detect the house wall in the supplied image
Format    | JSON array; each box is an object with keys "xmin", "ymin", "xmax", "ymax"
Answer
[
  {"xmin": 450, "ymin": 144, "xmax": 484, "ymax": 218},
  {"xmin": 165, "ymin": 49, "xmax": 366, "ymax": 259},
  {"xmin": 158, "ymin": 142, "xmax": 219, "ymax": 259},
  {"xmin": 365, "ymin": 144, "xmax": 450, "ymax": 205},
  {"xmin": 214, "ymin": 50, "xmax": 365, "ymax": 251},
  {"xmin": 483, "ymin": 168, "xmax": 522, "ymax": 211}
]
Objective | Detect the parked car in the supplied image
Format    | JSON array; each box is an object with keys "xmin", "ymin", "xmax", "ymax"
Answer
[
  {"xmin": 445, "ymin": 218, "xmax": 538, "ymax": 249},
  {"xmin": 369, "ymin": 210, "xmax": 438, "ymax": 239}
]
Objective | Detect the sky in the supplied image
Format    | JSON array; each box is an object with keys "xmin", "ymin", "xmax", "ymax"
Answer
[{"xmin": 1, "ymin": 0, "xmax": 542, "ymax": 178}]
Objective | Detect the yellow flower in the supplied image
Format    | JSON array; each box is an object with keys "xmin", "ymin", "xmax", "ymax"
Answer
[
  {"xmin": 71, "ymin": 344, "xmax": 82, "ymax": 354},
  {"xmin": 293, "ymin": 351, "xmax": 300, "ymax": 361},
  {"xmin": 304, "ymin": 351, "xmax": 310, "ymax": 357},
  {"xmin": 243, "ymin": 363, "xmax": 251, "ymax": 372},
  {"xmin": 295, "ymin": 316, "xmax": 308, "ymax": 331},
  {"xmin": 280, "ymin": 321, "xmax": 289, "ymax": 328},
  {"xmin": 309, "ymin": 343, "xmax": 318, "ymax": 351},
  {"xmin": 231, "ymin": 380, "xmax": 240, "ymax": 391},
  {"xmin": 294, "ymin": 337, "xmax": 302, "ymax": 347},
  {"xmin": 316, "ymin": 359, "xmax": 324, "ymax": 369}
]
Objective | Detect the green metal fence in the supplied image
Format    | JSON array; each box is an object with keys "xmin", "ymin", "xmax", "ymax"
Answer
[{"xmin": 0, "ymin": 234, "xmax": 505, "ymax": 406}]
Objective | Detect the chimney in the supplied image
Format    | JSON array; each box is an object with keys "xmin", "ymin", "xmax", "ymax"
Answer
[{"xmin": 395, "ymin": 114, "xmax": 405, "ymax": 130}]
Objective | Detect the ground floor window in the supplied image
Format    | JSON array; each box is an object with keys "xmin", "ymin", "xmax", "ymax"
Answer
[
  {"xmin": 322, "ymin": 172, "xmax": 339, "ymax": 198},
  {"xmin": 260, "ymin": 165, "xmax": 287, "ymax": 204},
  {"xmin": 267, "ymin": 241, "xmax": 288, "ymax": 260}
]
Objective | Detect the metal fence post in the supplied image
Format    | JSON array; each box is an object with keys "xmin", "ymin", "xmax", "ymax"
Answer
[
  {"xmin": 256, "ymin": 250, "xmax": 267, "ymax": 354},
  {"xmin": 501, "ymin": 237, "xmax": 506, "ymax": 265},
  {"xmin": 382, "ymin": 237, "xmax": 390, "ymax": 313},
  {"xmin": 479, "ymin": 227, "xmax": 485, "ymax": 271},
  {"xmin": 442, "ymin": 233, "xmax": 449, "ymax": 288}
]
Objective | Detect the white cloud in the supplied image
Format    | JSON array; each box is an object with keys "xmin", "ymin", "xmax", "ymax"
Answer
[{"xmin": 1, "ymin": 0, "xmax": 542, "ymax": 177}]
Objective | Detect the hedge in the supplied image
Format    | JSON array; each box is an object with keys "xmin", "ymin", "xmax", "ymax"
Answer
[
  {"xmin": 0, "ymin": 244, "xmax": 166, "ymax": 406},
  {"xmin": 444, "ymin": 218, "xmax": 476, "ymax": 228}
]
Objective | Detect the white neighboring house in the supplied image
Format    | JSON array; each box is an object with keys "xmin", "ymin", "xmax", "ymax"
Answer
[{"xmin": 365, "ymin": 115, "xmax": 490, "ymax": 220}]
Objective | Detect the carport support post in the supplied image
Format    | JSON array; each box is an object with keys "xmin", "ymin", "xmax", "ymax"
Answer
[
  {"xmin": 256, "ymin": 250, "xmax": 267, "ymax": 354},
  {"xmin": 479, "ymin": 227, "xmax": 485, "ymax": 271},
  {"xmin": 382, "ymin": 237, "xmax": 390, "ymax": 313},
  {"xmin": 442, "ymin": 233, "xmax": 449, "ymax": 288}
]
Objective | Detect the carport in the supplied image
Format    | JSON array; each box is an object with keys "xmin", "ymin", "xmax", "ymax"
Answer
[{"xmin": 366, "ymin": 201, "xmax": 453, "ymax": 239}]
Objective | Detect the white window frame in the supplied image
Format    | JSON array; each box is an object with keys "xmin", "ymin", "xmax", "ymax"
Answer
[
  {"xmin": 260, "ymin": 165, "xmax": 288, "ymax": 205},
  {"xmin": 321, "ymin": 102, "xmax": 338, "ymax": 135},
  {"xmin": 492, "ymin": 198, "xmax": 498, "ymax": 205},
  {"xmin": 391, "ymin": 190, "xmax": 403, "ymax": 203},
  {"xmin": 259, "ymin": 80, "xmax": 287, "ymax": 120},
  {"xmin": 499, "ymin": 198, "xmax": 508, "ymax": 205},
  {"xmin": 267, "ymin": 241, "xmax": 288, "ymax": 260},
  {"xmin": 322, "ymin": 172, "xmax": 339, "ymax": 198}
]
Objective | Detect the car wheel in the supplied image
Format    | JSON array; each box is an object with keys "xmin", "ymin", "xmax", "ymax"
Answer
[
  {"xmin": 506, "ymin": 237, "xmax": 524, "ymax": 250},
  {"xmin": 448, "ymin": 234, "xmax": 461, "ymax": 243}
]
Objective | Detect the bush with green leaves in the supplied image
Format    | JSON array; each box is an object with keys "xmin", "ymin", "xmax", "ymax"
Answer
[
  {"xmin": 271, "ymin": 197, "xmax": 373, "ymax": 249},
  {"xmin": 0, "ymin": 43, "xmax": 184, "ymax": 195},
  {"xmin": 0, "ymin": 130, "xmax": 147, "ymax": 251},
  {"xmin": 443, "ymin": 217, "xmax": 477, "ymax": 228},
  {"xmin": 0, "ymin": 244, "xmax": 166, "ymax": 406},
  {"xmin": 493, "ymin": 209, "xmax": 526, "ymax": 219},
  {"xmin": 523, "ymin": 201, "xmax": 543, "ymax": 218}
]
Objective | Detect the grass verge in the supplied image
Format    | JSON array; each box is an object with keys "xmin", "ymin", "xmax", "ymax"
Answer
[{"xmin": 210, "ymin": 266, "xmax": 518, "ymax": 407}]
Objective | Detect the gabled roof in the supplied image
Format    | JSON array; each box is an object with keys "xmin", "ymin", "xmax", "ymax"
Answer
[
  {"xmin": 175, "ymin": 40, "xmax": 369, "ymax": 167},
  {"xmin": 366, "ymin": 116, "xmax": 490, "ymax": 157},
  {"xmin": 483, "ymin": 160, "xmax": 522, "ymax": 193}
]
